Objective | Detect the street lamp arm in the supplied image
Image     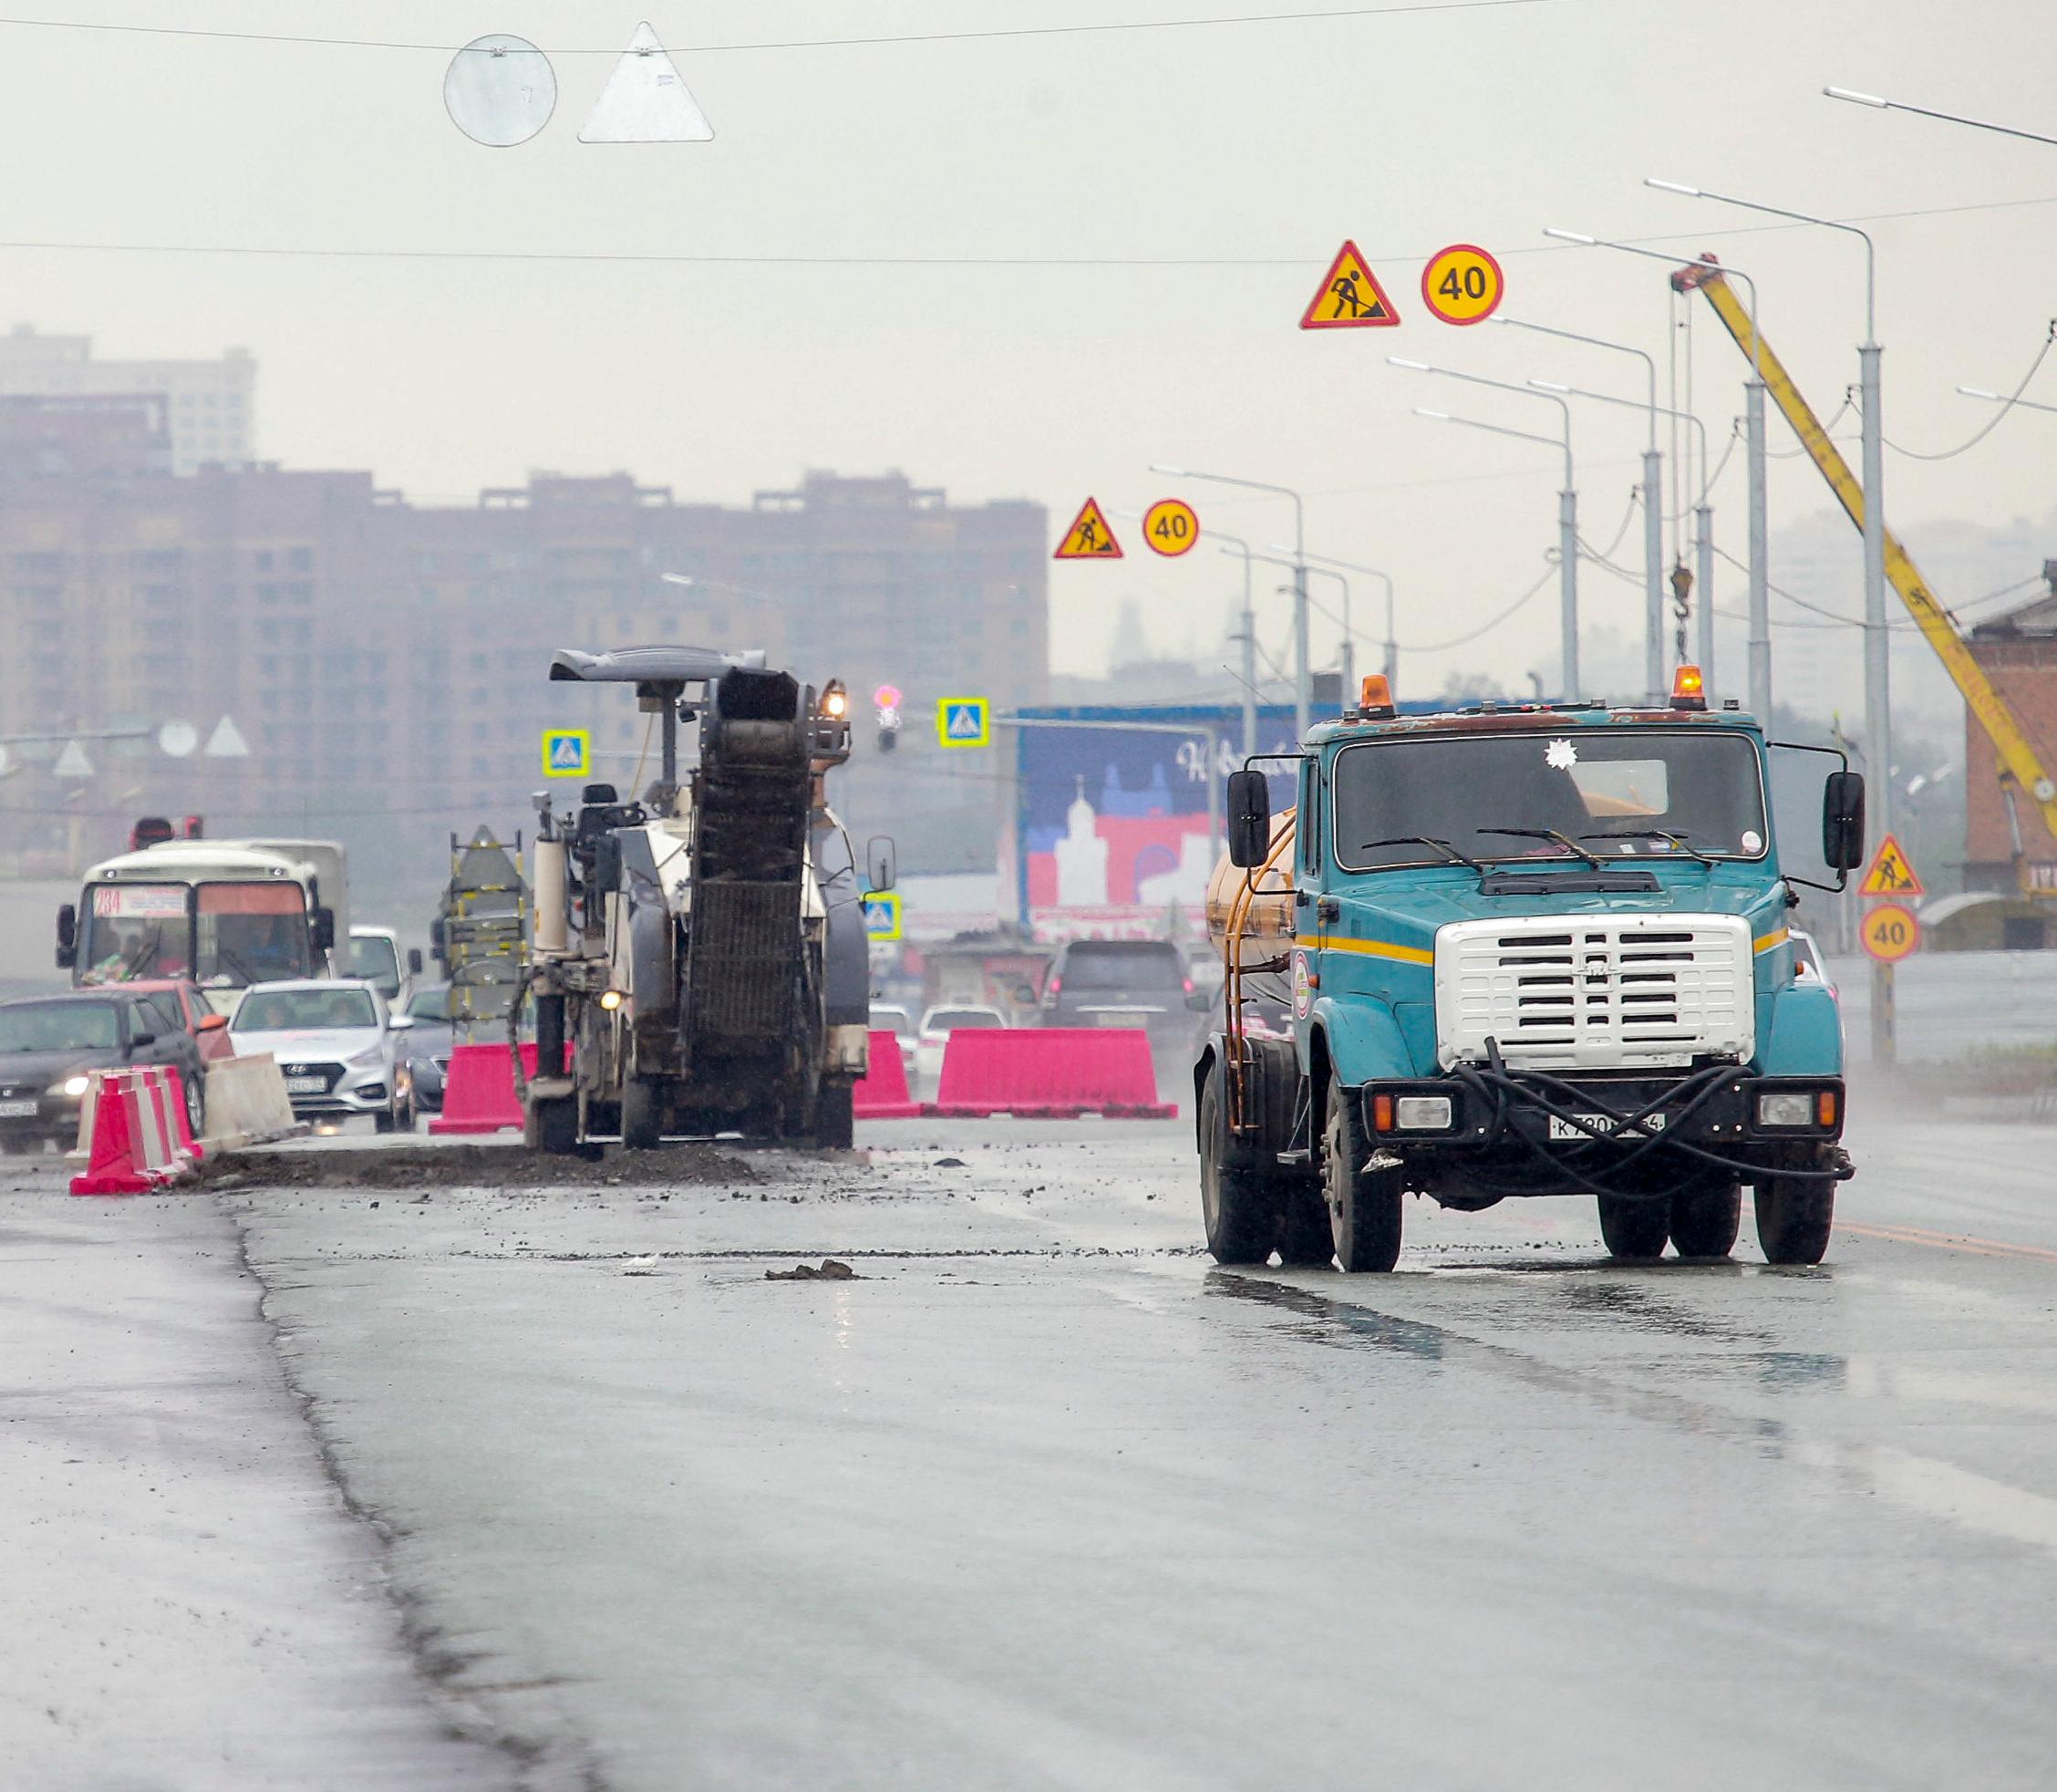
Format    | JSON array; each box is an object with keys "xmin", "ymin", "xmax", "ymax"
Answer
[
  {"xmin": 1644, "ymin": 178, "xmax": 1875, "ymax": 342},
  {"xmin": 1498, "ymin": 316, "xmax": 1657, "ymax": 445},
  {"xmin": 1824, "ymin": 86, "xmax": 2057, "ymax": 150}
]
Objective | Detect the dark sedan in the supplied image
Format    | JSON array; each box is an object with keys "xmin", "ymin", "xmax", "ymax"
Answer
[
  {"xmin": 400, "ymin": 983, "xmax": 453, "ymax": 1113},
  {"xmin": 0, "ymin": 989, "xmax": 209, "ymax": 1154}
]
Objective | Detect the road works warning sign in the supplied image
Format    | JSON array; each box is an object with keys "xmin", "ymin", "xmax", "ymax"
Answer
[
  {"xmin": 1858, "ymin": 832, "xmax": 1925, "ymax": 898},
  {"xmin": 1054, "ymin": 497, "xmax": 1122, "ymax": 560},
  {"xmin": 1298, "ymin": 240, "xmax": 1400, "ymax": 330}
]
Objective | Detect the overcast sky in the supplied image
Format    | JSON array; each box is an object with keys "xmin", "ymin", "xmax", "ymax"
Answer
[{"xmin": 3, "ymin": 1, "xmax": 2052, "ymax": 689}]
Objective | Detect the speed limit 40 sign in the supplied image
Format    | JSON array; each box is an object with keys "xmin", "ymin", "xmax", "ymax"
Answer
[
  {"xmin": 1861, "ymin": 902, "xmax": 1920, "ymax": 964},
  {"xmin": 1421, "ymin": 243, "xmax": 1504, "ymax": 326}
]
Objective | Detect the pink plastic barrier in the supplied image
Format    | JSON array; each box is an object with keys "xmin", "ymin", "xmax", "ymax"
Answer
[
  {"xmin": 853, "ymin": 1029, "xmax": 921, "ymax": 1120},
  {"xmin": 925, "ymin": 1027, "xmax": 1174, "ymax": 1119},
  {"xmin": 70, "ymin": 1066, "xmax": 201, "ymax": 1196},
  {"xmin": 429, "ymin": 1042, "xmax": 563, "ymax": 1136}
]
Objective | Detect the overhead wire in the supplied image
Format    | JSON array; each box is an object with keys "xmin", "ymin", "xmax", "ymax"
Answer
[{"xmin": 1886, "ymin": 319, "xmax": 2057, "ymax": 461}]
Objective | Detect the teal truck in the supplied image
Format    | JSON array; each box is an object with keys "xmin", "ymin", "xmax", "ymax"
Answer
[{"xmin": 1198, "ymin": 669, "xmax": 1864, "ymax": 1272}]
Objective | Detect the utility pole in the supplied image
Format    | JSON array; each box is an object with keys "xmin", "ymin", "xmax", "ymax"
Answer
[{"xmin": 1746, "ymin": 379, "xmax": 1771, "ymax": 720}]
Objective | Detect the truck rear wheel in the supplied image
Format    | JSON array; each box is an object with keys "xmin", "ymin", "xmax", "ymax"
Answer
[
  {"xmin": 1597, "ymin": 1195, "xmax": 1669, "ymax": 1260},
  {"xmin": 1325, "ymin": 1072, "xmax": 1401, "ymax": 1274},
  {"xmin": 1755, "ymin": 1175, "xmax": 1834, "ymax": 1265},
  {"xmin": 621, "ymin": 1078, "xmax": 665, "ymax": 1151},
  {"xmin": 1669, "ymin": 1184, "xmax": 1742, "ymax": 1259},
  {"xmin": 1200, "ymin": 1060, "xmax": 1275, "ymax": 1266}
]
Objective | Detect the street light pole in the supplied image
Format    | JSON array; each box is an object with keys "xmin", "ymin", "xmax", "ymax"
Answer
[
  {"xmin": 1393, "ymin": 356, "xmax": 1578, "ymax": 697},
  {"xmin": 1646, "ymin": 179, "xmax": 1887, "ymax": 837},
  {"xmin": 1500, "ymin": 316, "xmax": 1665, "ymax": 700},
  {"xmin": 1253, "ymin": 554, "xmax": 1351, "ymax": 713},
  {"xmin": 1152, "ymin": 464, "xmax": 1308, "ymax": 741},
  {"xmin": 1412, "ymin": 406, "xmax": 1580, "ymax": 700},
  {"xmin": 1543, "ymin": 231, "xmax": 1771, "ymax": 720},
  {"xmin": 1297, "ymin": 551, "xmax": 1397, "ymax": 691},
  {"xmin": 1202, "ymin": 530, "xmax": 1261, "ymax": 758},
  {"xmin": 1530, "ymin": 380, "xmax": 1715, "ymax": 692},
  {"xmin": 1825, "ymin": 86, "xmax": 2057, "ymax": 149}
]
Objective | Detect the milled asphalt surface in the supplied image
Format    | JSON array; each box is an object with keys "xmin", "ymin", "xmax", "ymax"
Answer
[{"xmin": 6, "ymin": 1103, "xmax": 2057, "ymax": 1788}]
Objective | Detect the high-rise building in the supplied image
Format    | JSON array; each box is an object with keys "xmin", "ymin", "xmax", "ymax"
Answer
[
  {"xmin": 0, "ymin": 430, "xmax": 1046, "ymax": 906},
  {"xmin": 0, "ymin": 325, "xmax": 255, "ymax": 475}
]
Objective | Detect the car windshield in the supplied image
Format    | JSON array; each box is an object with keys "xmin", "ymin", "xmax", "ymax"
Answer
[
  {"xmin": 870, "ymin": 1008, "xmax": 915, "ymax": 1038},
  {"xmin": 348, "ymin": 936, "xmax": 402, "ymax": 991},
  {"xmin": 235, "ymin": 988, "xmax": 377, "ymax": 1032},
  {"xmin": 926, "ymin": 1009, "xmax": 1002, "ymax": 1031},
  {"xmin": 0, "ymin": 1000, "xmax": 119, "ymax": 1053},
  {"xmin": 1332, "ymin": 729, "xmax": 1769, "ymax": 872},
  {"xmin": 81, "ymin": 880, "xmax": 312, "ymax": 985},
  {"xmin": 1060, "ymin": 945, "xmax": 1184, "ymax": 990},
  {"xmin": 407, "ymin": 987, "xmax": 451, "ymax": 1023}
]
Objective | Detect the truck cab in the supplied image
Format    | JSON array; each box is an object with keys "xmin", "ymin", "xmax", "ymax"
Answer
[{"xmin": 1198, "ymin": 671, "xmax": 1865, "ymax": 1271}]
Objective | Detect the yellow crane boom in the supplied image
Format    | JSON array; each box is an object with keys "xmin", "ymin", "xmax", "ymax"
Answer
[{"xmin": 1673, "ymin": 259, "xmax": 2057, "ymax": 869}]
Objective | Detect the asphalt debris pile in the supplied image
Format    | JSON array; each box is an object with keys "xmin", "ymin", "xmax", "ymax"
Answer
[
  {"xmin": 765, "ymin": 1259, "xmax": 861, "ymax": 1281},
  {"xmin": 202, "ymin": 1144, "xmax": 759, "ymax": 1191}
]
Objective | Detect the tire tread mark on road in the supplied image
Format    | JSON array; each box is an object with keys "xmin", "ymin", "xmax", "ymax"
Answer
[{"xmin": 226, "ymin": 1197, "xmax": 613, "ymax": 1792}]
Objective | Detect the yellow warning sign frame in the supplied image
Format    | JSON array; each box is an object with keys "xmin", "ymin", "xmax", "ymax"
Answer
[
  {"xmin": 1299, "ymin": 240, "xmax": 1401, "ymax": 330},
  {"xmin": 1858, "ymin": 831, "xmax": 1926, "ymax": 898},
  {"xmin": 1054, "ymin": 496, "xmax": 1122, "ymax": 560}
]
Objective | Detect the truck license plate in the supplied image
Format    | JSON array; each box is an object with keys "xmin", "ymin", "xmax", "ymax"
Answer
[
  {"xmin": 284, "ymin": 1076, "xmax": 326, "ymax": 1095},
  {"xmin": 0, "ymin": 1099, "xmax": 36, "ymax": 1118},
  {"xmin": 1548, "ymin": 1112, "xmax": 1666, "ymax": 1141}
]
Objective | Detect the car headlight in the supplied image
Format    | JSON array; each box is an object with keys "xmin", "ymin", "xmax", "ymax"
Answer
[
  {"xmin": 1756, "ymin": 1090, "xmax": 1819, "ymax": 1129},
  {"xmin": 48, "ymin": 1074, "xmax": 91, "ymax": 1098},
  {"xmin": 348, "ymin": 1043, "xmax": 387, "ymax": 1068}
]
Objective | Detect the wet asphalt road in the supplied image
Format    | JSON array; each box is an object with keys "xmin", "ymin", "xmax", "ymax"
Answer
[{"xmin": 7, "ymin": 1106, "xmax": 2057, "ymax": 1789}]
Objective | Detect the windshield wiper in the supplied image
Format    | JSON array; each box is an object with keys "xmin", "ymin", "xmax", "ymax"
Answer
[
  {"xmin": 1579, "ymin": 827, "xmax": 1715, "ymax": 868},
  {"xmin": 1477, "ymin": 826, "xmax": 1603, "ymax": 869},
  {"xmin": 1359, "ymin": 835, "xmax": 1486, "ymax": 875}
]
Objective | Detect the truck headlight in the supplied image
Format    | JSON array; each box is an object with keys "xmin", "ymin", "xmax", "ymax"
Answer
[
  {"xmin": 1755, "ymin": 1091, "xmax": 1815, "ymax": 1129},
  {"xmin": 1394, "ymin": 1095, "xmax": 1453, "ymax": 1130}
]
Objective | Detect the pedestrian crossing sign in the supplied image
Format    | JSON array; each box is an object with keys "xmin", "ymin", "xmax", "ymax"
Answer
[
  {"xmin": 860, "ymin": 891, "xmax": 903, "ymax": 942},
  {"xmin": 1298, "ymin": 239, "xmax": 1401, "ymax": 330},
  {"xmin": 542, "ymin": 728, "xmax": 591, "ymax": 778},
  {"xmin": 936, "ymin": 697, "xmax": 990, "ymax": 749},
  {"xmin": 1858, "ymin": 832, "xmax": 1925, "ymax": 898}
]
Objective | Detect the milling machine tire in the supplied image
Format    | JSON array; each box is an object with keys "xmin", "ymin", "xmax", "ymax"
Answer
[
  {"xmin": 1325, "ymin": 1071, "xmax": 1402, "ymax": 1274},
  {"xmin": 1200, "ymin": 1059, "xmax": 1275, "ymax": 1266},
  {"xmin": 1278, "ymin": 1188, "xmax": 1336, "ymax": 1267},
  {"xmin": 525, "ymin": 1096, "xmax": 579, "ymax": 1156},
  {"xmin": 621, "ymin": 1077, "xmax": 665, "ymax": 1151},
  {"xmin": 1755, "ymin": 1174, "xmax": 1835, "ymax": 1266},
  {"xmin": 811, "ymin": 1081, "xmax": 854, "ymax": 1151},
  {"xmin": 1597, "ymin": 1194, "xmax": 1670, "ymax": 1260},
  {"xmin": 1669, "ymin": 1183, "xmax": 1742, "ymax": 1259}
]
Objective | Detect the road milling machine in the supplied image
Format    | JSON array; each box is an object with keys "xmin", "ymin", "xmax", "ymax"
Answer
[{"xmin": 520, "ymin": 646, "xmax": 885, "ymax": 1153}]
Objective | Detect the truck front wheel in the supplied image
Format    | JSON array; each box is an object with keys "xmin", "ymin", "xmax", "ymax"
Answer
[
  {"xmin": 1200, "ymin": 1059, "xmax": 1275, "ymax": 1266},
  {"xmin": 1755, "ymin": 1175, "xmax": 1834, "ymax": 1265},
  {"xmin": 1597, "ymin": 1195, "xmax": 1669, "ymax": 1259},
  {"xmin": 1669, "ymin": 1184, "xmax": 1742, "ymax": 1259},
  {"xmin": 1324, "ymin": 1072, "xmax": 1402, "ymax": 1273}
]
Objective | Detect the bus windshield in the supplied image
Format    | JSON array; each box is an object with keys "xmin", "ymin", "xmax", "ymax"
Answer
[
  {"xmin": 80, "ymin": 880, "xmax": 311, "ymax": 985},
  {"xmin": 1331, "ymin": 729, "xmax": 1769, "ymax": 873}
]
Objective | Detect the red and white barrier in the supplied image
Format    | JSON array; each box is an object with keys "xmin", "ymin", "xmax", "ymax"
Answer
[
  {"xmin": 430, "ymin": 1042, "xmax": 566, "ymax": 1135},
  {"xmin": 69, "ymin": 1066, "xmax": 202, "ymax": 1196},
  {"xmin": 924, "ymin": 1027, "xmax": 1175, "ymax": 1120}
]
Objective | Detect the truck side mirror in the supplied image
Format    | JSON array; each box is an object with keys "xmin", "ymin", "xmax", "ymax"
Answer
[
  {"xmin": 1227, "ymin": 770, "xmax": 1272, "ymax": 868},
  {"xmin": 866, "ymin": 835, "xmax": 897, "ymax": 894},
  {"xmin": 1823, "ymin": 771, "xmax": 1866, "ymax": 872},
  {"xmin": 56, "ymin": 902, "xmax": 77, "ymax": 970},
  {"xmin": 407, "ymin": 948, "xmax": 424, "ymax": 976},
  {"xmin": 312, "ymin": 906, "xmax": 336, "ymax": 954}
]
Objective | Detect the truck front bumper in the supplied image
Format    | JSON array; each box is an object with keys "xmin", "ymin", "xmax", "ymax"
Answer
[{"xmin": 1356, "ymin": 1066, "xmax": 1850, "ymax": 1196}]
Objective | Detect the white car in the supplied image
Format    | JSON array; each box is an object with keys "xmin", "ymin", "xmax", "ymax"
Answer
[
  {"xmin": 231, "ymin": 979, "xmax": 416, "ymax": 1132},
  {"xmin": 869, "ymin": 1005, "xmax": 920, "ymax": 1093},
  {"xmin": 915, "ymin": 1004, "xmax": 1008, "ymax": 1093}
]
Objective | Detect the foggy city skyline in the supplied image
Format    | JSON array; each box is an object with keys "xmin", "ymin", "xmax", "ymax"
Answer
[{"xmin": 0, "ymin": 0, "xmax": 2052, "ymax": 701}]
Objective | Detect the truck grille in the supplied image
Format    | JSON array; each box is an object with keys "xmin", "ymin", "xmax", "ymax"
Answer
[{"xmin": 1433, "ymin": 915, "xmax": 1753, "ymax": 1072}]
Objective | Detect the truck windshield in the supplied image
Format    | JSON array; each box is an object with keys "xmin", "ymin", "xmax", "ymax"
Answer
[
  {"xmin": 80, "ymin": 881, "xmax": 310, "ymax": 986},
  {"xmin": 348, "ymin": 934, "xmax": 401, "ymax": 994},
  {"xmin": 1332, "ymin": 730, "xmax": 1768, "ymax": 873}
]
